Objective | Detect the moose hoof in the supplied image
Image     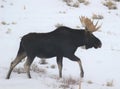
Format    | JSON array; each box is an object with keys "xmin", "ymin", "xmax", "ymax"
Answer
[
  {"xmin": 80, "ymin": 72, "xmax": 84, "ymax": 78},
  {"xmin": 6, "ymin": 76, "xmax": 10, "ymax": 79}
]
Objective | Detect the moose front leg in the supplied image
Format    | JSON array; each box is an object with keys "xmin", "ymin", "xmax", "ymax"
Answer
[
  {"xmin": 67, "ymin": 55, "xmax": 84, "ymax": 78},
  {"xmin": 56, "ymin": 56, "xmax": 63, "ymax": 78},
  {"xmin": 77, "ymin": 59, "xmax": 84, "ymax": 78}
]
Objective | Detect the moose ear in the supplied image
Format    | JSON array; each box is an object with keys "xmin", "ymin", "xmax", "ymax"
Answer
[{"xmin": 79, "ymin": 16, "xmax": 101, "ymax": 32}]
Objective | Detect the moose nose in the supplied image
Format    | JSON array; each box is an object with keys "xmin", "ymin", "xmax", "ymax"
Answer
[{"xmin": 99, "ymin": 43, "xmax": 102, "ymax": 48}]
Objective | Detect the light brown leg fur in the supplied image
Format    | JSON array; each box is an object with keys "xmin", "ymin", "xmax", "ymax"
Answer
[{"xmin": 6, "ymin": 52, "xmax": 26, "ymax": 79}]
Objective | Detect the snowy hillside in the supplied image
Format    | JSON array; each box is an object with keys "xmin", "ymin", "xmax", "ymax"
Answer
[{"xmin": 0, "ymin": 0, "xmax": 120, "ymax": 89}]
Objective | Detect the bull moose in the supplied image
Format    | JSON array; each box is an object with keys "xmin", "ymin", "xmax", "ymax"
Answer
[{"xmin": 6, "ymin": 16, "xmax": 102, "ymax": 79}]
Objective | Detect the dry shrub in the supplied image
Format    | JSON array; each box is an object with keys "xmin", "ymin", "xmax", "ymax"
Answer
[
  {"xmin": 106, "ymin": 80, "xmax": 114, "ymax": 87},
  {"xmin": 13, "ymin": 67, "xmax": 26, "ymax": 74},
  {"xmin": 13, "ymin": 63, "xmax": 46, "ymax": 74},
  {"xmin": 1, "ymin": 21, "xmax": 17, "ymax": 25},
  {"xmin": 60, "ymin": 76, "xmax": 79, "ymax": 88},
  {"xmin": 10, "ymin": 3, "xmax": 13, "ymax": 6},
  {"xmin": 87, "ymin": 80, "xmax": 93, "ymax": 84},
  {"xmin": 92, "ymin": 14, "xmax": 104, "ymax": 19},
  {"xmin": 68, "ymin": 1, "xmax": 80, "ymax": 7},
  {"xmin": 1, "ymin": 5, "xmax": 4, "ymax": 8},
  {"xmin": 114, "ymin": 0, "xmax": 120, "ymax": 2},
  {"xmin": 63, "ymin": 0, "xmax": 80, "ymax": 7},
  {"xmin": 11, "ymin": 22, "xmax": 17, "ymax": 25},
  {"xmin": 39, "ymin": 59, "xmax": 48, "ymax": 64},
  {"xmin": 1, "ymin": 21, "xmax": 8, "ymax": 25},
  {"xmin": 24, "ymin": 5, "xmax": 26, "ymax": 10},
  {"xmin": 78, "ymin": 0, "xmax": 85, "ymax": 3},
  {"xmin": 50, "ymin": 64, "xmax": 56, "ymax": 69},
  {"xmin": 76, "ymin": 25, "xmax": 80, "ymax": 28},
  {"xmin": 31, "ymin": 63, "xmax": 46, "ymax": 74},
  {"xmin": 78, "ymin": 0, "xmax": 90, "ymax": 5},
  {"xmin": 84, "ymin": 1, "xmax": 90, "ymax": 5},
  {"xmin": 73, "ymin": 1, "xmax": 80, "ymax": 7},
  {"xmin": 103, "ymin": 0, "xmax": 117, "ymax": 10},
  {"xmin": 63, "ymin": 0, "xmax": 72, "ymax": 3},
  {"xmin": 55, "ymin": 23, "xmax": 64, "ymax": 28},
  {"xmin": 6, "ymin": 28, "xmax": 12, "ymax": 34},
  {"xmin": 63, "ymin": 0, "xmax": 72, "ymax": 6},
  {"xmin": 63, "ymin": 0, "xmax": 89, "ymax": 7},
  {"xmin": 59, "ymin": 11, "xmax": 66, "ymax": 14}
]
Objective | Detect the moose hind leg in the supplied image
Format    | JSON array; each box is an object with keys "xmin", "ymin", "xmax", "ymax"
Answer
[
  {"xmin": 56, "ymin": 56, "xmax": 63, "ymax": 78},
  {"xmin": 24, "ymin": 56, "xmax": 34, "ymax": 78},
  {"xmin": 6, "ymin": 52, "xmax": 26, "ymax": 79}
]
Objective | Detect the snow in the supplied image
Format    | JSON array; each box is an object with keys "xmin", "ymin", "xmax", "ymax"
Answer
[{"xmin": 0, "ymin": 0, "xmax": 120, "ymax": 89}]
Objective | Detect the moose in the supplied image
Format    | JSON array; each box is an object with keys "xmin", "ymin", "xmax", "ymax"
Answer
[{"xmin": 6, "ymin": 16, "xmax": 102, "ymax": 79}]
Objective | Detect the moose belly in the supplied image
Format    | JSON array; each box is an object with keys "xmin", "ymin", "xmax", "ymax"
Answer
[{"xmin": 36, "ymin": 48, "xmax": 57, "ymax": 58}]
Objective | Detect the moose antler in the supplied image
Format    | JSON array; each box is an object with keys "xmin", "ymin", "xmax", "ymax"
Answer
[{"xmin": 79, "ymin": 16, "xmax": 101, "ymax": 32}]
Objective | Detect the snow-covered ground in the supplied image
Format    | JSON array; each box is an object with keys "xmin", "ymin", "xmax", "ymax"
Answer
[{"xmin": 0, "ymin": 0, "xmax": 120, "ymax": 89}]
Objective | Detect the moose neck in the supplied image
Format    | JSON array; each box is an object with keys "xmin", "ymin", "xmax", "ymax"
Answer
[{"xmin": 71, "ymin": 30, "xmax": 86, "ymax": 47}]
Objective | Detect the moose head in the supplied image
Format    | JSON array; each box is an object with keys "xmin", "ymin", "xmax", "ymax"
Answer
[{"xmin": 80, "ymin": 16, "xmax": 102, "ymax": 49}]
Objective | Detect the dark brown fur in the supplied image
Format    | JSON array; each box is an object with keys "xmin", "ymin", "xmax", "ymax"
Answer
[{"xmin": 6, "ymin": 26, "xmax": 102, "ymax": 79}]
